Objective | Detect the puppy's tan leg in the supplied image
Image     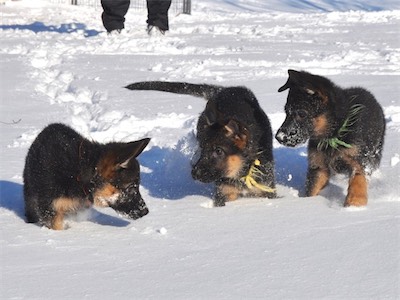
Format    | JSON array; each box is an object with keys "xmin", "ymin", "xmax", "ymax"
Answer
[
  {"xmin": 214, "ymin": 184, "xmax": 241, "ymax": 207},
  {"xmin": 345, "ymin": 173, "xmax": 368, "ymax": 207},
  {"xmin": 306, "ymin": 151, "xmax": 330, "ymax": 197},
  {"xmin": 306, "ymin": 168, "xmax": 330, "ymax": 196},
  {"xmin": 51, "ymin": 211, "xmax": 65, "ymax": 230},
  {"xmin": 51, "ymin": 197, "xmax": 81, "ymax": 230},
  {"xmin": 219, "ymin": 184, "xmax": 240, "ymax": 202},
  {"xmin": 341, "ymin": 151, "xmax": 368, "ymax": 207}
]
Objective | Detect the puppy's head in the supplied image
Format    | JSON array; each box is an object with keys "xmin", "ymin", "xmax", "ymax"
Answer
[
  {"xmin": 94, "ymin": 138, "xmax": 151, "ymax": 219},
  {"xmin": 192, "ymin": 118, "xmax": 249, "ymax": 183},
  {"xmin": 275, "ymin": 70, "xmax": 333, "ymax": 147}
]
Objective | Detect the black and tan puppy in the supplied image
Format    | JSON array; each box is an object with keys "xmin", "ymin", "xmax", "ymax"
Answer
[
  {"xmin": 125, "ymin": 81, "xmax": 276, "ymax": 206},
  {"xmin": 276, "ymin": 70, "xmax": 385, "ymax": 207},
  {"xmin": 23, "ymin": 123, "xmax": 150, "ymax": 230}
]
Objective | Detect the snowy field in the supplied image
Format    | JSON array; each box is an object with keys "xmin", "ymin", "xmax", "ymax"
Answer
[{"xmin": 1, "ymin": 0, "xmax": 399, "ymax": 299}]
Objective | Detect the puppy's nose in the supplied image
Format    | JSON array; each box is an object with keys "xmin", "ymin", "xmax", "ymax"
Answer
[
  {"xmin": 138, "ymin": 206, "xmax": 149, "ymax": 217},
  {"xmin": 275, "ymin": 130, "xmax": 288, "ymax": 144},
  {"xmin": 129, "ymin": 206, "xmax": 149, "ymax": 219}
]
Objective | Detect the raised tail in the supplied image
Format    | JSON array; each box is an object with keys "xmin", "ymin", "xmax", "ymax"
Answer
[{"xmin": 125, "ymin": 81, "xmax": 223, "ymax": 100}]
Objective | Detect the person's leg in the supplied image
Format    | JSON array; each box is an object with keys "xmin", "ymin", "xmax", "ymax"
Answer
[
  {"xmin": 146, "ymin": 0, "xmax": 172, "ymax": 32},
  {"xmin": 101, "ymin": 0, "xmax": 130, "ymax": 32}
]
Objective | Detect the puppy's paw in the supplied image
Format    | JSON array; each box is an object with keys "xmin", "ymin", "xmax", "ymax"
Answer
[{"xmin": 344, "ymin": 195, "xmax": 367, "ymax": 207}]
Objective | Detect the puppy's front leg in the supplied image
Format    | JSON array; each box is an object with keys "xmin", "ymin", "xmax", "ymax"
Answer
[
  {"xmin": 214, "ymin": 183, "xmax": 240, "ymax": 207},
  {"xmin": 306, "ymin": 150, "xmax": 330, "ymax": 197},
  {"xmin": 214, "ymin": 193, "xmax": 226, "ymax": 207},
  {"xmin": 345, "ymin": 173, "xmax": 367, "ymax": 207},
  {"xmin": 306, "ymin": 167, "xmax": 330, "ymax": 197}
]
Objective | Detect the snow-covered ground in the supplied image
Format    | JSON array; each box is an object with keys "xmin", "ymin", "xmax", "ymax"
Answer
[{"xmin": 1, "ymin": 0, "xmax": 399, "ymax": 299}]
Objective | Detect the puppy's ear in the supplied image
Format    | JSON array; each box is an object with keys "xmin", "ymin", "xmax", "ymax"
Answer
[
  {"xmin": 278, "ymin": 69, "xmax": 301, "ymax": 92},
  {"xmin": 300, "ymin": 73, "xmax": 331, "ymax": 104},
  {"xmin": 204, "ymin": 108, "xmax": 217, "ymax": 126},
  {"xmin": 204, "ymin": 100, "xmax": 224, "ymax": 126},
  {"xmin": 224, "ymin": 119, "xmax": 249, "ymax": 150},
  {"xmin": 97, "ymin": 138, "xmax": 150, "ymax": 179},
  {"xmin": 118, "ymin": 138, "xmax": 151, "ymax": 169},
  {"xmin": 224, "ymin": 119, "xmax": 240, "ymax": 137},
  {"xmin": 305, "ymin": 88, "xmax": 315, "ymax": 95},
  {"xmin": 278, "ymin": 70, "xmax": 322, "ymax": 96}
]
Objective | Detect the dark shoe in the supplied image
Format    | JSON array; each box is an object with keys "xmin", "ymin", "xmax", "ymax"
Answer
[
  {"xmin": 107, "ymin": 29, "xmax": 122, "ymax": 35},
  {"xmin": 147, "ymin": 25, "xmax": 166, "ymax": 36}
]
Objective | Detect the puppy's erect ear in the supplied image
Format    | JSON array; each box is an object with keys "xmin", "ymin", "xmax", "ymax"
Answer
[
  {"xmin": 204, "ymin": 108, "xmax": 217, "ymax": 126},
  {"xmin": 224, "ymin": 119, "xmax": 249, "ymax": 150},
  {"xmin": 278, "ymin": 69, "xmax": 302, "ymax": 92},
  {"xmin": 278, "ymin": 70, "xmax": 332, "ymax": 106},
  {"xmin": 278, "ymin": 70, "xmax": 324, "ymax": 96},
  {"xmin": 97, "ymin": 138, "xmax": 150, "ymax": 179},
  {"xmin": 305, "ymin": 88, "xmax": 316, "ymax": 95},
  {"xmin": 278, "ymin": 80, "xmax": 290, "ymax": 93},
  {"xmin": 224, "ymin": 119, "xmax": 240, "ymax": 137},
  {"xmin": 204, "ymin": 100, "xmax": 223, "ymax": 126},
  {"xmin": 118, "ymin": 138, "xmax": 151, "ymax": 169}
]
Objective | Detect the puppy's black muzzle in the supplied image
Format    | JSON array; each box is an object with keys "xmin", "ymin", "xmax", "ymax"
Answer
[
  {"xmin": 111, "ymin": 189, "xmax": 149, "ymax": 220},
  {"xmin": 275, "ymin": 126, "xmax": 306, "ymax": 147},
  {"xmin": 191, "ymin": 165, "xmax": 215, "ymax": 183},
  {"xmin": 112, "ymin": 198, "xmax": 149, "ymax": 220},
  {"xmin": 275, "ymin": 128, "xmax": 289, "ymax": 145}
]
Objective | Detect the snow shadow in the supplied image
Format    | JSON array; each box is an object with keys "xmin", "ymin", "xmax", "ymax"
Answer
[
  {"xmin": 274, "ymin": 146, "xmax": 308, "ymax": 195},
  {"xmin": 0, "ymin": 181, "xmax": 131, "ymax": 228},
  {"xmin": 274, "ymin": 146, "xmax": 348, "ymax": 205},
  {"xmin": 0, "ymin": 22, "xmax": 100, "ymax": 37},
  {"xmin": 86, "ymin": 209, "xmax": 130, "ymax": 228},
  {"xmin": 139, "ymin": 138, "xmax": 310, "ymax": 200},
  {"xmin": 0, "ymin": 180, "xmax": 25, "ymax": 219},
  {"xmin": 139, "ymin": 144, "xmax": 213, "ymax": 201}
]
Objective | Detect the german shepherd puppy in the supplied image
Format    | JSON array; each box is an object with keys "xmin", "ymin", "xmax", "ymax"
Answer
[
  {"xmin": 23, "ymin": 123, "xmax": 150, "ymax": 230},
  {"xmin": 125, "ymin": 81, "xmax": 276, "ymax": 206},
  {"xmin": 276, "ymin": 70, "xmax": 385, "ymax": 207}
]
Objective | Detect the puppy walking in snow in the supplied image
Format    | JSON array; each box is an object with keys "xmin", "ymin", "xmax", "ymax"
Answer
[
  {"xmin": 276, "ymin": 70, "xmax": 385, "ymax": 206},
  {"xmin": 126, "ymin": 81, "xmax": 277, "ymax": 206},
  {"xmin": 23, "ymin": 123, "xmax": 150, "ymax": 230}
]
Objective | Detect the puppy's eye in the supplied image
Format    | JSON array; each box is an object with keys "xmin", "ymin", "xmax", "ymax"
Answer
[
  {"xmin": 297, "ymin": 110, "xmax": 308, "ymax": 119},
  {"xmin": 214, "ymin": 147, "xmax": 225, "ymax": 157}
]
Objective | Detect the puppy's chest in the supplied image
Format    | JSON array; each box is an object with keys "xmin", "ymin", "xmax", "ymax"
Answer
[{"xmin": 323, "ymin": 147, "xmax": 359, "ymax": 174}]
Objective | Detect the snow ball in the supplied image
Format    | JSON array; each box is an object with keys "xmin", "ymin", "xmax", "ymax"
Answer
[
  {"xmin": 299, "ymin": 151, "xmax": 308, "ymax": 157},
  {"xmin": 46, "ymin": 239, "xmax": 55, "ymax": 245},
  {"xmin": 200, "ymin": 201, "xmax": 214, "ymax": 208},
  {"xmin": 158, "ymin": 227, "xmax": 167, "ymax": 235},
  {"xmin": 390, "ymin": 154, "xmax": 399, "ymax": 167},
  {"xmin": 287, "ymin": 174, "xmax": 293, "ymax": 182}
]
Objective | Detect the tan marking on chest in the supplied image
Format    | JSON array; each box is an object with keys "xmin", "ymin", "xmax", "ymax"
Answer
[
  {"xmin": 313, "ymin": 114, "xmax": 329, "ymax": 137},
  {"xmin": 218, "ymin": 184, "xmax": 240, "ymax": 202},
  {"xmin": 225, "ymin": 154, "xmax": 244, "ymax": 178}
]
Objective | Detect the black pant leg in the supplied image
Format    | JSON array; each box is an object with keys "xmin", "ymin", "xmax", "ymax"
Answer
[
  {"xmin": 101, "ymin": 0, "xmax": 131, "ymax": 32},
  {"xmin": 146, "ymin": 0, "xmax": 172, "ymax": 31}
]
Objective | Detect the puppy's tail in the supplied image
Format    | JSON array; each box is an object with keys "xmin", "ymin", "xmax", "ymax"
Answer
[{"xmin": 125, "ymin": 81, "xmax": 223, "ymax": 101}]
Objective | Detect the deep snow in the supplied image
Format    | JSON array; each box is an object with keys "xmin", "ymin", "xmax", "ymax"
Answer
[{"xmin": 0, "ymin": 0, "xmax": 399, "ymax": 299}]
